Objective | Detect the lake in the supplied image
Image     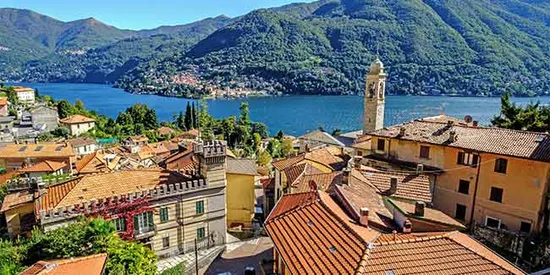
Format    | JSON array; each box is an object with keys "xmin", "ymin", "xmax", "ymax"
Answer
[{"xmin": 9, "ymin": 83, "xmax": 550, "ymax": 136}]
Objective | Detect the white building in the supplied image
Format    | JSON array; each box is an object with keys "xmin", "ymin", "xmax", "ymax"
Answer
[
  {"xmin": 68, "ymin": 137, "xmax": 99, "ymax": 156},
  {"xmin": 13, "ymin": 87, "xmax": 36, "ymax": 105},
  {"xmin": 59, "ymin": 114, "xmax": 96, "ymax": 137}
]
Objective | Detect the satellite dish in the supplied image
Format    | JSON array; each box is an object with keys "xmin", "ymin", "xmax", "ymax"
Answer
[{"xmin": 464, "ymin": 115, "xmax": 473, "ymax": 123}]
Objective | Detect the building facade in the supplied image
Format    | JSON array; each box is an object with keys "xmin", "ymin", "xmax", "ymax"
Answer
[
  {"xmin": 361, "ymin": 118, "xmax": 550, "ymax": 234},
  {"xmin": 0, "ymin": 140, "xmax": 229, "ymax": 258},
  {"xmin": 31, "ymin": 106, "xmax": 59, "ymax": 131},
  {"xmin": 59, "ymin": 115, "xmax": 96, "ymax": 136},
  {"xmin": 14, "ymin": 87, "xmax": 35, "ymax": 105},
  {"xmin": 0, "ymin": 142, "xmax": 75, "ymax": 172},
  {"xmin": 0, "ymin": 97, "xmax": 8, "ymax": 117}
]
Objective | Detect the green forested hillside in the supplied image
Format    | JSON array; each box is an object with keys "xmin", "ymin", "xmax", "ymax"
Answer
[{"xmin": 2, "ymin": 0, "xmax": 550, "ymax": 97}]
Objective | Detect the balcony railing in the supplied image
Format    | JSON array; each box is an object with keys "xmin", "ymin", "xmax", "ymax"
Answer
[{"xmin": 134, "ymin": 225, "xmax": 156, "ymax": 239}]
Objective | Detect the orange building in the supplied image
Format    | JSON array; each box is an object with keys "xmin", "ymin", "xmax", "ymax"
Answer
[
  {"xmin": 359, "ymin": 116, "xmax": 550, "ymax": 234},
  {"xmin": 0, "ymin": 142, "xmax": 75, "ymax": 173}
]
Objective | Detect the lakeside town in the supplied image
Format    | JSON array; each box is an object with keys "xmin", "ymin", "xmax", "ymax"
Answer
[{"xmin": 0, "ymin": 58, "xmax": 549, "ymax": 274}]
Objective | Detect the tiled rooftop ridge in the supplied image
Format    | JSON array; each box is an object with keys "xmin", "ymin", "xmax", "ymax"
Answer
[{"xmin": 38, "ymin": 177, "xmax": 208, "ymax": 224}]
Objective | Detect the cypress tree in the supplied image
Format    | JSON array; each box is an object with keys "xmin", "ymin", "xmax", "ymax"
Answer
[{"xmin": 184, "ymin": 102, "xmax": 192, "ymax": 130}]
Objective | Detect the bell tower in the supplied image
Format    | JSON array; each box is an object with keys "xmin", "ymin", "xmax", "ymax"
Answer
[{"xmin": 363, "ymin": 57, "xmax": 387, "ymax": 134}]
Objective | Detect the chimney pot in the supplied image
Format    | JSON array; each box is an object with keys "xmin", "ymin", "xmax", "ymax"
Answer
[
  {"xmin": 403, "ymin": 220, "xmax": 412, "ymax": 233},
  {"xmin": 342, "ymin": 169, "xmax": 350, "ymax": 185},
  {"xmin": 449, "ymin": 130, "xmax": 457, "ymax": 142},
  {"xmin": 414, "ymin": 201, "xmax": 425, "ymax": 217},
  {"xmin": 399, "ymin": 127, "xmax": 406, "ymax": 136},
  {"xmin": 359, "ymin": 207, "xmax": 369, "ymax": 227},
  {"xmin": 447, "ymin": 120, "xmax": 454, "ymax": 126},
  {"xmin": 473, "ymin": 121, "xmax": 479, "ymax": 127},
  {"xmin": 390, "ymin": 177, "xmax": 398, "ymax": 194},
  {"xmin": 416, "ymin": 164, "xmax": 424, "ymax": 174}
]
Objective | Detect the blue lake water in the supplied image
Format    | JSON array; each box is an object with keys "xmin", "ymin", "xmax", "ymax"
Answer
[{"xmin": 9, "ymin": 83, "xmax": 550, "ymax": 136}]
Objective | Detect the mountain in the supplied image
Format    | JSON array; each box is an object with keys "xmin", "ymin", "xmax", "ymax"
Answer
[
  {"xmin": 2, "ymin": 1, "xmax": 550, "ymax": 97},
  {"xmin": 116, "ymin": 0, "xmax": 550, "ymax": 97},
  {"xmin": 0, "ymin": 8, "xmax": 232, "ymax": 83}
]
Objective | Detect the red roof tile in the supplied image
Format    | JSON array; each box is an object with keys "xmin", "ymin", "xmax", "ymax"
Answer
[
  {"xmin": 363, "ymin": 170, "xmax": 433, "ymax": 203},
  {"xmin": 19, "ymin": 160, "xmax": 67, "ymax": 173},
  {"xmin": 21, "ymin": 253, "xmax": 107, "ymax": 275}
]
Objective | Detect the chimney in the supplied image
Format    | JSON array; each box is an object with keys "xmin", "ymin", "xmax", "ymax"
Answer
[
  {"xmin": 403, "ymin": 220, "xmax": 412, "ymax": 233},
  {"xmin": 416, "ymin": 164, "xmax": 424, "ymax": 174},
  {"xmin": 390, "ymin": 177, "xmax": 398, "ymax": 194},
  {"xmin": 342, "ymin": 169, "xmax": 350, "ymax": 185},
  {"xmin": 399, "ymin": 127, "xmax": 406, "ymax": 136},
  {"xmin": 414, "ymin": 201, "xmax": 425, "ymax": 216},
  {"xmin": 354, "ymin": 158, "xmax": 361, "ymax": 169},
  {"xmin": 448, "ymin": 130, "xmax": 457, "ymax": 142},
  {"xmin": 472, "ymin": 121, "xmax": 479, "ymax": 127},
  {"xmin": 359, "ymin": 207, "xmax": 369, "ymax": 227},
  {"xmin": 447, "ymin": 120, "xmax": 454, "ymax": 127}
]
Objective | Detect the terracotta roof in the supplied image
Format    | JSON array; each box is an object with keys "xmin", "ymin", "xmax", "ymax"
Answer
[
  {"xmin": 389, "ymin": 198, "xmax": 466, "ymax": 229},
  {"xmin": 157, "ymin": 126, "xmax": 175, "ymax": 136},
  {"xmin": 226, "ymin": 159, "xmax": 258, "ymax": 175},
  {"xmin": 272, "ymin": 154, "xmax": 305, "ymax": 171},
  {"xmin": 265, "ymin": 192, "xmax": 370, "ymax": 274},
  {"xmin": 363, "ymin": 170, "xmax": 432, "ymax": 203},
  {"xmin": 59, "ymin": 114, "xmax": 96, "ymax": 124},
  {"xmin": 19, "ymin": 160, "xmax": 67, "ymax": 173},
  {"xmin": 267, "ymin": 192, "xmax": 525, "ymax": 274},
  {"xmin": 0, "ymin": 97, "xmax": 7, "ymax": 106},
  {"xmin": 13, "ymin": 87, "xmax": 34, "ymax": 93},
  {"xmin": 261, "ymin": 178, "xmax": 274, "ymax": 190},
  {"xmin": 334, "ymin": 171, "xmax": 394, "ymax": 230},
  {"xmin": 36, "ymin": 169, "xmax": 188, "ymax": 212},
  {"xmin": 370, "ymin": 118, "xmax": 550, "ymax": 162},
  {"xmin": 21, "ymin": 253, "xmax": 107, "ymax": 275},
  {"xmin": 75, "ymin": 151, "xmax": 119, "ymax": 174},
  {"xmin": 361, "ymin": 231, "xmax": 524, "ymax": 274},
  {"xmin": 67, "ymin": 137, "xmax": 96, "ymax": 147},
  {"xmin": 0, "ymin": 190, "xmax": 33, "ymax": 212},
  {"xmin": 129, "ymin": 135, "xmax": 148, "ymax": 143},
  {"xmin": 0, "ymin": 143, "xmax": 74, "ymax": 158},
  {"xmin": 293, "ymin": 171, "xmax": 342, "ymax": 193}
]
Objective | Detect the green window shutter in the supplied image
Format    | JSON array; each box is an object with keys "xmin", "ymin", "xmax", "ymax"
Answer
[
  {"xmin": 160, "ymin": 207, "xmax": 169, "ymax": 223},
  {"xmin": 122, "ymin": 218, "xmax": 126, "ymax": 231},
  {"xmin": 147, "ymin": 211, "xmax": 154, "ymax": 227},
  {"xmin": 133, "ymin": 215, "xmax": 139, "ymax": 232}
]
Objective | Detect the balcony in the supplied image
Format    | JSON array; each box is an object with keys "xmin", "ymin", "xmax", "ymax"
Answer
[{"xmin": 134, "ymin": 225, "xmax": 156, "ymax": 239}]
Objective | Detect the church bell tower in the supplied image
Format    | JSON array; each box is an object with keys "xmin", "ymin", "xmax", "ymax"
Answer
[{"xmin": 363, "ymin": 57, "xmax": 387, "ymax": 134}]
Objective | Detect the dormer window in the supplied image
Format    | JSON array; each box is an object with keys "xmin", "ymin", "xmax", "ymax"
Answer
[{"xmin": 457, "ymin": 151, "xmax": 479, "ymax": 167}]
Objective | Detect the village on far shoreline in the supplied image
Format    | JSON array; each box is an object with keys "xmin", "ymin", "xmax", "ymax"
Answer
[{"xmin": 0, "ymin": 58, "xmax": 549, "ymax": 275}]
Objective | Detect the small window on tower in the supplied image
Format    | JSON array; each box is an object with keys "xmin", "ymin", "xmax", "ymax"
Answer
[{"xmin": 377, "ymin": 139, "xmax": 385, "ymax": 151}]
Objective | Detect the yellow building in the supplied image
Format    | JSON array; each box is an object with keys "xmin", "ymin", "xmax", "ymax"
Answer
[
  {"xmin": 225, "ymin": 159, "xmax": 259, "ymax": 228},
  {"xmin": 358, "ymin": 116, "xmax": 550, "ymax": 234}
]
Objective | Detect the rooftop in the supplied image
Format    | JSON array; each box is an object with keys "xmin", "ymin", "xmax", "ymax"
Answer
[
  {"xmin": 67, "ymin": 137, "xmax": 97, "ymax": 147},
  {"xmin": 0, "ymin": 97, "xmax": 7, "ymax": 106},
  {"xmin": 0, "ymin": 143, "xmax": 74, "ymax": 158},
  {"xmin": 226, "ymin": 159, "xmax": 258, "ymax": 176},
  {"xmin": 59, "ymin": 114, "xmax": 96, "ymax": 124},
  {"xmin": 272, "ymin": 147, "xmax": 348, "ymax": 171},
  {"xmin": 13, "ymin": 86, "xmax": 34, "ymax": 93},
  {"xmin": 157, "ymin": 126, "xmax": 175, "ymax": 136},
  {"xmin": 19, "ymin": 160, "xmax": 67, "ymax": 173},
  {"xmin": 369, "ymin": 118, "xmax": 550, "ymax": 162},
  {"xmin": 388, "ymin": 198, "xmax": 466, "ymax": 230},
  {"xmin": 363, "ymin": 170, "xmax": 433, "ymax": 203},
  {"xmin": 266, "ymin": 191, "xmax": 525, "ymax": 275},
  {"xmin": 75, "ymin": 151, "xmax": 120, "ymax": 174},
  {"xmin": 36, "ymin": 169, "xmax": 189, "ymax": 212},
  {"xmin": 0, "ymin": 189, "xmax": 33, "ymax": 212},
  {"xmin": 298, "ymin": 130, "xmax": 345, "ymax": 147},
  {"xmin": 21, "ymin": 253, "xmax": 107, "ymax": 275}
]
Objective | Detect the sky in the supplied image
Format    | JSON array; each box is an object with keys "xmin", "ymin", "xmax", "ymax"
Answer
[{"xmin": 0, "ymin": 0, "xmax": 309, "ymax": 30}]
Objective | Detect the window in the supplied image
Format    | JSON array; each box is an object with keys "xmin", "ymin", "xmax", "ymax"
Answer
[
  {"xmin": 455, "ymin": 204, "xmax": 467, "ymax": 221},
  {"xmin": 114, "ymin": 217, "xmax": 126, "ymax": 232},
  {"xmin": 162, "ymin": 236, "xmax": 170, "ymax": 248},
  {"xmin": 494, "ymin": 158, "xmax": 508, "ymax": 174},
  {"xmin": 196, "ymin": 200, "xmax": 204, "ymax": 215},
  {"xmin": 197, "ymin": 227, "xmax": 206, "ymax": 240},
  {"xmin": 489, "ymin": 187, "xmax": 503, "ymax": 203},
  {"xmin": 520, "ymin": 222, "xmax": 532, "ymax": 233},
  {"xmin": 457, "ymin": 151, "xmax": 479, "ymax": 166},
  {"xmin": 458, "ymin": 180, "xmax": 470, "ymax": 194},
  {"xmin": 357, "ymin": 150, "xmax": 363, "ymax": 157},
  {"xmin": 377, "ymin": 139, "xmax": 385, "ymax": 151},
  {"xmin": 160, "ymin": 207, "xmax": 169, "ymax": 223},
  {"xmin": 419, "ymin": 146, "xmax": 430, "ymax": 159},
  {"xmin": 133, "ymin": 212, "xmax": 154, "ymax": 234},
  {"xmin": 485, "ymin": 216, "xmax": 501, "ymax": 229}
]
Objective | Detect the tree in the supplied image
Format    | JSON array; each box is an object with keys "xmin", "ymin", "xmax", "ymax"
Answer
[
  {"xmin": 253, "ymin": 132, "xmax": 262, "ymax": 153},
  {"xmin": 275, "ymin": 130, "xmax": 284, "ymax": 140},
  {"xmin": 184, "ymin": 102, "xmax": 192, "ymax": 130},
  {"xmin": 491, "ymin": 92, "xmax": 550, "ymax": 132},
  {"xmin": 257, "ymin": 150, "xmax": 272, "ymax": 166},
  {"xmin": 116, "ymin": 112, "xmax": 134, "ymax": 125},
  {"xmin": 191, "ymin": 102, "xmax": 197, "ymax": 129},
  {"xmin": 175, "ymin": 111, "xmax": 185, "ymax": 130},
  {"xmin": 252, "ymin": 122, "xmax": 269, "ymax": 139},
  {"xmin": 51, "ymin": 127, "xmax": 70, "ymax": 138},
  {"xmin": 0, "ymin": 240, "xmax": 23, "ymax": 274},
  {"xmin": 57, "ymin": 100, "xmax": 73, "ymax": 119},
  {"xmin": 106, "ymin": 238, "xmax": 157, "ymax": 275},
  {"xmin": 75, "ymin": 100, "xmax": 85, "ymax": 113},
  {"xmin": 267, "ymin": 139, "xmax": 281, "ymax": 158},
  {"xmin": 143, "ymin": 109, "xmax": 158, "ymax": 130},
  {"xmin": 280, "ymin": 139, "xmax": 294, "ymax": 157}
]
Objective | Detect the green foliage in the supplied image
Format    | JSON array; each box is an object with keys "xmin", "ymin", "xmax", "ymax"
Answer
[
  {"xmin": 257, "ymin": 150, "xmax": 272, "ymax": 166},
  {"xmin": 0, "ymin": 218, "xmax": 157, "ymax": 275},
  {"xmin": 57, "ymin": 100, "xmax": 73, "ymax": 119},
  {"xmin": 491, "ymin": 92, "xmax": 550, "ymax": 132},
  {"xmin": 161, "ymin": 262, "xmax": 185, "ymax": 275}
]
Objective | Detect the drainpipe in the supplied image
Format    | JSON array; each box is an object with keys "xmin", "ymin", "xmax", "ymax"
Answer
[{"xmin": 469, "ymin": 154, "xmax": 482, "ymax": 232}]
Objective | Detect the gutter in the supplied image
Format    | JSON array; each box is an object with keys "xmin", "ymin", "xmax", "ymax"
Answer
[{"xmin": 469, "ymin": 154, "xmax": 482, "ymax": 231}]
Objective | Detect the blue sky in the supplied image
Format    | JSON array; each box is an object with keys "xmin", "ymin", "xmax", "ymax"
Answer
[{"xmin": 0, "ymin": 0, "xmax": 309, "ymax": 30}]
